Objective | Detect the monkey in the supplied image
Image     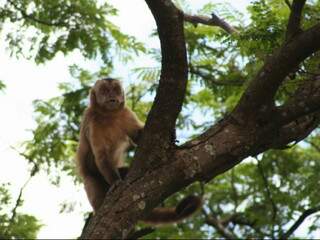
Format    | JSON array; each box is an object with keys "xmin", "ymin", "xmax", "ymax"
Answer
[{"xmin": 76, "ymin": 78, "xmax": 202, "ymax": 224}]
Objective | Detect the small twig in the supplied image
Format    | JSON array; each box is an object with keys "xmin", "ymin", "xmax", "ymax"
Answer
[
  {"xmin": 306, "ymin": 140, "xmax": 320, "ymax": 152},
  {"xmin": 203, "ymin": 209, "xmax": 238, "ymax": 239},
  {"xmin": 230, "ymin": 169, "xmax": 239, "ymax": 213},
  {"xmin": 190, "ymin": 67, "xmax": 244, "ymax": 87},
  {"xmin": 256, "ymin": 159, "xmax": 278, "ymax": 238},
  {"xmin": 6, "ymin": 147, "xmax": 39, "ymax": 228},
  {"xmin": 280, "ymin": 206, "xmax": 320, "ymax": 239},
  {"xmin": 183, "ymin": 12, "xmax": 238, "ymax": 34},
  {"xmin": 8, "ymin": 175, "xmax": 33, "ymax": 225},
  {"xmin": 127, "ymin": 227, "xmax": 155, "ymax": 240}
]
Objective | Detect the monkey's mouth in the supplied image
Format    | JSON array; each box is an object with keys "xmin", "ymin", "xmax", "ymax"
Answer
[{"xmin": 105, "ymin": 99, "xmax": 122, "ymax": 109}]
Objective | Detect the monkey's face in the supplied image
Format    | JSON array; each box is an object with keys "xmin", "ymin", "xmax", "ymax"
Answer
[{"xmin": 93, "ymin": 79, "xmax": 125, "ymax": 110}]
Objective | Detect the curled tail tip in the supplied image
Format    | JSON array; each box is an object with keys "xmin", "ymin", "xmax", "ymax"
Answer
[
  {"xmin": 176, "ymin": 195, "xmax": 202, "ymax": 218},
  {"xmin": 142, "ymin": 195, "xmax": 202, "ymax": 225}
]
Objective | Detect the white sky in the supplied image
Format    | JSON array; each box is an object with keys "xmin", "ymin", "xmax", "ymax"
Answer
[{"xmin": 0, "ymin": 0, "xmax": 317, "ymax": 238}]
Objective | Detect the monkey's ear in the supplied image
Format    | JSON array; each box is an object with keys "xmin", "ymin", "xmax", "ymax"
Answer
[{"xmin": 89, "ymin": 89, "xmax": 97, "ymax": 107}]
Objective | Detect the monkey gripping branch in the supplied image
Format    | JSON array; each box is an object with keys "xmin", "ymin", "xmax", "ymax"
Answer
[{"xmin": 81, "ymin": 0, "xmax": 320, "ymax": 238}]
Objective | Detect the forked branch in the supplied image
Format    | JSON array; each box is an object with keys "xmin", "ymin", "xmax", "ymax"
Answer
[{"xmin": 183, "ymin": 12, "xmax": 238, "ymax": 34}]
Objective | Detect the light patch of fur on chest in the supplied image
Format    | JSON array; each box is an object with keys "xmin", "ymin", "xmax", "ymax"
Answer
[{"xmin": 112, "ymin": 137, "xmax": 130, "ymax": 167}]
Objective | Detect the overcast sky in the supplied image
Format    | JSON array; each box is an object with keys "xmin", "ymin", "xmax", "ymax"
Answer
[{"xmin": 2, "ymin": 0, "xmax": 315, "ymax": 238}]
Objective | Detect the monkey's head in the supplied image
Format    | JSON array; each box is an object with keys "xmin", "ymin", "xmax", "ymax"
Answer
[{"xmin": 90, "ymin": 78, "xmax": 125, "ymax": 111}]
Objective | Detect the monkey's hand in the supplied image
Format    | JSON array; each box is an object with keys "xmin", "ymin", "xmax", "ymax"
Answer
[{"xmin": 129, "ymin": 129, "xmax": 143, "ymax": 145}]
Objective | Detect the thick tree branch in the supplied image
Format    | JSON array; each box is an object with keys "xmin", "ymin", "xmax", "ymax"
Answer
[
  {"xmin": 280, "ymin": 206, "xmax": 320, "ymax": 239},
  {"xmin": 285, "ymin": 0, "xmax": 306, "ymax": 41},
  {"xmin": 183, "ymin": 12, "xmax": 238, "ymax": 34},
  {"xmin": 130, "ymin": 0, "xmax": 188, "ymax": 173},
  {"xmin": 234, "ymin": 23, "xmax": 320, "ymax": 119}
]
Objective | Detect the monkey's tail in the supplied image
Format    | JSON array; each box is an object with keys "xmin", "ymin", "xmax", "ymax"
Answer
[{"xmin": 141, "ymin": 195, "xmax": 202, "ymax": 225}]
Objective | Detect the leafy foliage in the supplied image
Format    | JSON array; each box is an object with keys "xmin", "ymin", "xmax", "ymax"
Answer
[{"xmin": 0, "ymin": 0, "xmax": 145, "ymax": 64}]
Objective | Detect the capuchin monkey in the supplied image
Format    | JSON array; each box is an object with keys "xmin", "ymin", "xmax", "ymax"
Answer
[{"xmin": 76, "ymin": 78, "xmax": 201, "ymax": 224}]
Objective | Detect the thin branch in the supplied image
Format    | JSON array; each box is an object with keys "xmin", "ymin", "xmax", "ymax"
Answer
[
  {"xmin": 256, "ymin": 159, "xmax": 278, "ymax": 238},
  {"xmin": 190, "ymin": 68, "xmax": 244, "ymax": 87},
  {"xmin": 183, "ymin": 12, "xmax": 238, "ymax": 34},
  {"xmin": 8, "ymin": 175, "xmax": 33, "ymax": 225},
  {"xmin": 230, "ymin": 169, "xmax": 239, "ymax": 213},
  {"xmin": 5, "ymin": 147, "xmax": 38, "ymax": 232},
  {"xmin": 307, "ymin": 140, "xmax": 320, "ymax": 152},
  {"xmin": 280, "ymin": 206, "xmax": 320, "ymax": 239},
  {"xmin": 203, "ymin": 210, "xmax": 238, "ymax": 239},
  {"xmin": 285, "ymin": 0, "xmax": 306, "ymax": 41}
]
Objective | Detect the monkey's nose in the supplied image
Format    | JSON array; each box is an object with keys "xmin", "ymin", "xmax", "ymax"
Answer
[{"xmin": 109, "ymin": 99, "xmax": 117, "ymax": 103}]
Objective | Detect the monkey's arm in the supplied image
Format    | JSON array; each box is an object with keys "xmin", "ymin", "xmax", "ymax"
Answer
[
  {"xmin": 123, "ymin": 108, "xmax": 144, "ymax": 144},
  {"xmin": 76, "ymin": 121, "xmax": 92, "ymax": 176}
]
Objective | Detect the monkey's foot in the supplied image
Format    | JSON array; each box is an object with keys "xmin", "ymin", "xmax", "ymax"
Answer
[{"xmin": 107, "ymin": 179, "xmax": 124, "ymax": 194}]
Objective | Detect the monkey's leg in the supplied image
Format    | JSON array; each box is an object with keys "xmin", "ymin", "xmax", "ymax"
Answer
[
  {"xmin": 94, "ymin": 151, "xmax": 122, "ymax": 185},
  {"xmin": 83, "ymin": 175, "xmax": 108, "ymax": 212}
]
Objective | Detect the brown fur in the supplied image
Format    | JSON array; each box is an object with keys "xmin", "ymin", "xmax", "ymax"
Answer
[{"xmin": 76, "ymin": 78, "xmax": 201, "ymax": 224}]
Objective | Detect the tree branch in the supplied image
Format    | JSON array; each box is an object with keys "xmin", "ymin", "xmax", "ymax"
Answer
[
  {"xmin": 203, "ymin": 210, "xmax": 238, "ymax": 239},
  {"xmin": 280, "ymin": 206, "xmax": 320, "ymax": 239},
  {"xmin": 285, "ymin": 0, "xmax": 306, "ymax": 41},
  {"xmin": 234, "ymin": 23, "xmax": 320, "ymax": 118},
  {"xmin": 130, "ymin": 0, "xmax": 188, "ymax": 173},
  {"xmin": 256, "ymin": 159, "xmax": 278, "ymax": 237},
  {"xmin": 190, "ymin": 67, "xmax": 244, "ymax": 86},
  {"xmin": 6, "ymin": 147, "xmax": 38, "ymax": 232},
  {"xmin": 183, "ymin": 12, "xmax": 238, "ymax": 34},
  {"xmin": 307, "ymin": 140, "xmax": 320, "ymax": 152}
]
